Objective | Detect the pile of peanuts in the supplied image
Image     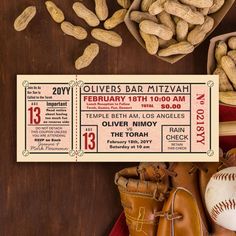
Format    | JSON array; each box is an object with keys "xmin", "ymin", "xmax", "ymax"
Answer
[
  {"xmin": 129, "ymin": 0, "xmax": 225, "ymax": 57},
  {"xmin": 14, "ymin": 1, "xmax": 130, "ymax": 70},
  {"xmin": 213, "ymin": 37, "xmax": 236, "ymax": 106}
]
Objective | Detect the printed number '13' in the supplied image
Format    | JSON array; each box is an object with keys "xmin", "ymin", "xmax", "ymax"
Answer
[
  {"xmin": 83, "ymin": 132, "xmax": 96, "ymax": 150},
  {"xmin": 28, "ymin": 107, "xmax": 41, "ymax": 124}
]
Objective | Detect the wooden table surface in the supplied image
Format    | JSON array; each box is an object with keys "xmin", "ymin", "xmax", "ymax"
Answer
[{"xmin": 0, "ymin": 1, "xmax": 235, "ymax": 235}]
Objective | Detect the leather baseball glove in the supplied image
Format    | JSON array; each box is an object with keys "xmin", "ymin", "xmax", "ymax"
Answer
[
  {"xmin": 114, "ymin": 163, "xmax": 169, "ymax": 236},
  {"xmin": 147, "ymin": 153, "xmax": 236, "ymax": 236},
  {"xmin": 146, "ymin": 162, "xmax": 209, "ymax": 232},
  {"xmin": 115, "ymin": 149, "xmax": 236, "ymax": 236},
  {"xmin": 156, "ymin": 187, "xmax": 208, "ymax": 236}
]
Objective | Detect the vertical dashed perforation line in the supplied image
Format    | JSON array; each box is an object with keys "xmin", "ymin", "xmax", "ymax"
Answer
[{"xmin": 75, "ymin": 75, "xmax": 78, "ymax": 162}]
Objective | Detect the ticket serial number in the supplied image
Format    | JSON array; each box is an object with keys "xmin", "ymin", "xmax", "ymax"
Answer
[{"xmin": 17, "ymin": 75, "xmax": 219, "ymax": 162}]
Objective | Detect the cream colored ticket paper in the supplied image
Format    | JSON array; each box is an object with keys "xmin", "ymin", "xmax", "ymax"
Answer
[{"xmin": 17, "ymin": 75, "xmax": 219, "ymax": 162}]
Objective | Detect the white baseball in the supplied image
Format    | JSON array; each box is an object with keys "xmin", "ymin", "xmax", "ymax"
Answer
[{"xmin": 205, "ymin": 167, "xmax": 236, "ymax": 231}]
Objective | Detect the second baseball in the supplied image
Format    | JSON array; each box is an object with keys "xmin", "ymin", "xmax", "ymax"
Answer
[{"xmin": 205, "ymin": 167, "xmax": 236, "ymax": 231}]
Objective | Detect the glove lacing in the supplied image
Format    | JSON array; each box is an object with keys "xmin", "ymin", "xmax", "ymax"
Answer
[{"xmin": 154, "ymin": 211, "xmax": 183, "ymax": 220}]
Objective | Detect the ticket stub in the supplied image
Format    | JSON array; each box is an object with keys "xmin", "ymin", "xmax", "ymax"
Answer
[{"xmin": 17, "ymin": 75, "xmax": 219, "ymax": 162}]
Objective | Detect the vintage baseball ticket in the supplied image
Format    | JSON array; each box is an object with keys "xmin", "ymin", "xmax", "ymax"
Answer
[{"xmin": 17, "ymin": 75, "xmax": 219, "ymax": 162}]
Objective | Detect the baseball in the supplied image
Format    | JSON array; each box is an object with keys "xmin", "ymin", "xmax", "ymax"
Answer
[{"xmin": 205, "ymin": 167, "xmax": 236, "ymax": 231}]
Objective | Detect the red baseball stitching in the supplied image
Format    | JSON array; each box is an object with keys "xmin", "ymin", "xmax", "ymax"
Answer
[
  {"xmin": 211, "ymin": 199, "xmax": 236, "ymax": 221},
  {"xmin": 213, "ymin": 173, "xmax": 236, "ymax": 181}
]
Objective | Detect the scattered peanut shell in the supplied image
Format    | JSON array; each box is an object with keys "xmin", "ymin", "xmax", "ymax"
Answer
[
  {"xmin": 228, "ymin": 50, "xmax": 236, "ymax": 64},
  {"xmin": 213, "ymin": 67, "xmax": 234, "ymax": 92},
  {"xmin": 228, "ymin": 37, "xmax": 236, "ymax": 50},
  {"xmin": 164, "ymin": 0, "xmax": 205, "ymax": 25},
  {"xmin": 61, "ymin": 21, "xmax": 87, "ymax": 40},
  {"xmin": 104, "ymin": 9, "xmax": 127, "ymax": 30},
  {"xmin": 158, "ymin": 41, "xmax": 194, "ymax": 57},
  {"xmin": 130, "ymin": 11, "xmax": 159, "ymax": 23},
  {"xmin": 187, "ymin": 16, "xmax": 214, "ymax": 45},
  {"xmin": 209, "ymin": 0, "xmax": 225, "ymax": 14},
  {"xmin": 14, "ymin": 6, "xmax": 36, "ymax": 31},
  {"xmin": 117, "ymin": 0, "xmax": 131, "ymax": 8},
  {"xmin": 219, "ymin": 91, "xmax": 236, "ymax": 106},
  {"xmin": 221, "ymin": 56, "xmax": 236, "ymax": 87},
  {"xmin": 45, "ymin": 1, "xmax": 65, "ymax": 23},
  {"xmin": 139, "ymin": 20, "xmax": 173, "ymax": 40},
  {"xmin": 140, "ymin": 30, "xmax": 159, "ymax": 55},
  {"xmin": 73, "ymin": 2, "xmax": 100, "ymax": 27},
  {"xmin": 215, "ymin": 41, "xmax": 228, "ymax": 65},
  {"xmin": 91, "ymin": 28, "xmax": 123, "ymax": 47},
  {"xmin": 141, "ymin": 0, "xmax": 156, "ymax": 11},
  {"xmin": 158, "ymin": 11, "xmax": 176, "ymax": 35},
  {"xmin": 149, "ymin": 0, "xmax": 166, "ymax": 15},
  {"xmin": 75, "ymin": 43, "xmax": 99, "ymax": 71},
  {"xmin": 95, "ymin": 0, "xmax": 109, "ymax": 21},
  {"xmin": 179, "ymin": 0, "xmax": 213, "ymax": 8},
  {"xmin": 176, "ymin": 19, "xmax": 188, "ymax": 41}
]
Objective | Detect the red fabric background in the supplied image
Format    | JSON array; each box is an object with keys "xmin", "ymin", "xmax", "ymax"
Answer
[
  {"xmin": 109, "ymin": 212, "xmax": 129, "ymax": 236},
  {"xmin": 109, "ymin": 105, "xmax": 236, "ymax": 236},
  {"xmin": 219, "ymin": 105, "xmax": 236, "ymax": 151}
]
